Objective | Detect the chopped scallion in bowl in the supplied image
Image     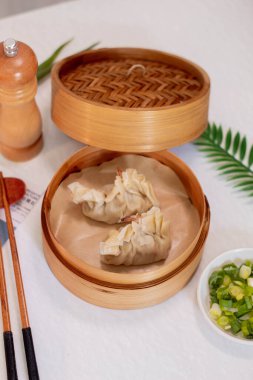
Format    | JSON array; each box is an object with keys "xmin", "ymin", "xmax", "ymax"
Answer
[{"xmin": 197, "ymin": 248, "xmax": 253, "ymax": 344}]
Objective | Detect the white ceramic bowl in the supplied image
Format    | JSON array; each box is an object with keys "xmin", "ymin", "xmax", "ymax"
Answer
[{"xmin": 197, "ymin": 248, "xmax": 253, "ymax": 345}]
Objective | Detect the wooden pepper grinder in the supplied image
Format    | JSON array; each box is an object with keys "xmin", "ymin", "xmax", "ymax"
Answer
[{"xmin": 0, "ymin": 38, "xmax": 42, "ymax": 161}]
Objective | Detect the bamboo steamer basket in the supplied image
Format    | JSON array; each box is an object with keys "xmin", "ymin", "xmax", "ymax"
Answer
[
  {"xmin": 41, "ymin": 147, "xmax": 210, "ymax": 309},
  {"xmin": 45, "ymin": 47, "xmax": 211, "ymax": 308},
  {"xmin": 51, "ymin": 47, "xmax": 210, "ymax": 152}
]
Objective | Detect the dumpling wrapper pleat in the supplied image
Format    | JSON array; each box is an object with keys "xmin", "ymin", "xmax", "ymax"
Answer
[
  {"xmin": 68, "ymin": 168, "xmax": 159, "ymax": 224},
  {"xmin": 100, "ymin": 207, "xmax": 170, "ymax": 266}
]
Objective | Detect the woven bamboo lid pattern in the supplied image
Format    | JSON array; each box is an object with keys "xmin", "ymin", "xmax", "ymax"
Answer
[
  {"xmin": 52, "ymin": 48, "xmax": 210, "ymax": 152},
  {"xmin": 60, "ymin": 58, "xmax": 202, "ymax": 108}
]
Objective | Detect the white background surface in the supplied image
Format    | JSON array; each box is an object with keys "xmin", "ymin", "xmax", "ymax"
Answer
[
  {"xmin": 0, "ymin": 1, "xmax": 253, "ymax": 379},
  {"xmin": 0, "ymin": 0, "xmax": 66, "ymax": 19}
]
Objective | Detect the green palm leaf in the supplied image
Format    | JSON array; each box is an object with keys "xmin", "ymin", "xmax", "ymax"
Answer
[
  {"xmin": 194, "ymin": 123, "xmax": 253, "ymax": 198},
  {"xmin": 225, "ymin": 129, "xmax": 232, "ymax": 150},
  {"xmin": 233, "ymin": 132, "xmax": 240, "ymax": 155},
  {"xmin": 37, "ymin": 40, "xmax": 100, "ymax": 81},
  {"xmin": 248, "ymin": 146, "xmax": 253, "ymax": 167}
]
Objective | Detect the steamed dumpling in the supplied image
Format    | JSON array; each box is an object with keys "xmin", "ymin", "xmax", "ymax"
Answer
[
  {"xmin": 100, "ymin": 207, "xmax": 170, "ymax": 266},
  {"xmin": 68, "ymin": 168, "xmax": 159, "ymax": 224}
]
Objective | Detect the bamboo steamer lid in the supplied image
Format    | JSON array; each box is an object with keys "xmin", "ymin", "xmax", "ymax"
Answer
[{"xmin": 51, "ymin": 47, "xmax": 210, "ymax": 152}]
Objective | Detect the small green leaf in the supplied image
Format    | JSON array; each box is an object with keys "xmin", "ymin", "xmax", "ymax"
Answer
[
  {"xmin": 216, "ymin": 125, "xmax": 223, "ymax": 145},
  {"xmin": 227, "ymin": 174, "xmax": 253, "ymax": 181},
  {"xmin": 194, "ymin": 141, "xmax": 216, "ymax": 148},
  {"xmin": 248, "ymin": 145, "xmax": 253, "ymax": 167},
  {"xmin": 233, "ymin": 132, "xmax": 240, "ymax": 155},
  {"xmin": 217, "ymin": 163, "xmax": 242, "ymax": 170},
  {"xmin": 37, "ymin": 39, "xmax": 73, "ymax": 81},
  {"xmin": 198, "ymin": 148, "xmax": 223, "ymax": 154},
  {"xmin": 240, "ymin": 136, "xmax": 247, "ymax": 161},
  {"xmin": 212, "ymin": 123, "xmax": 218, "ymax": 141},
  {"xmin": 240, "ymin": 185, "xmax": 253, "ymax": 192},
  {"xmin": 221, "ymin": 168, "xmax": 248, "ymax": 175},
  {"xmin": 205, "ymin": 150, "xmax": 227, "ymax": 156},
  {"xmin": 206, "ymin": 155, "xmax": 230, "ymax": 161},
  {"xmin": 225, "ymin": 129, "xmax": 232, "ymax": 151},
  {"xmin": 209, "ymin": 157, "xmax": 233, "ymax": 163},
  {"xmin": 202, "ymin": 132, "xmax": 210, "ymax": 140},
  {"xmin": 234, "ymin": 180, "xmax": 253, "ymax": 188},
  {"xmin": 37, "ymin": 40, "xmax": 100, "ymax": 81}
]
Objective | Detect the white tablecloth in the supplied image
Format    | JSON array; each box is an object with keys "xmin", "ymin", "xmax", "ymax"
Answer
[{"xmin": 0, "ymin": 1, "xmax": 253, "ymax": 379}]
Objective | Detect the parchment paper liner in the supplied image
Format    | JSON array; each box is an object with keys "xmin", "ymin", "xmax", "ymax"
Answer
[{"xmin": 50, "ymin": 155, "xmax": 200, "ymax": 276}]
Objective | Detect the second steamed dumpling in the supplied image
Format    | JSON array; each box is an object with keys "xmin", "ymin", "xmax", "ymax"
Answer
[
  {"xmin": 100, "ymin": 207, "xmax": 171, "ymax": 266},
  {"xmin": 68, "ymin": 168, "xmax": 159, "ymax": 224}
]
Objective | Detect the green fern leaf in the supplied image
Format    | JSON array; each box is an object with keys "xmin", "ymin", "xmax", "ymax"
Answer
[
  {"xmin": 208, "ymin": 156, "xmax": 239, "ymax": 163},
  {"xmin": 217, "ymin": 163, "xmax": 242, "ymax": 170},
  {"xmin": 233, "ymin": 132, "xmax": 240, "ymax": 155},
  {"xmin": 198, "ymin": 148, "xmax": 222, "ymax": 154},
  {"xmin": 194, "ymin": 124, "xmax": 253, "ymax": 199},
  {"xmin": 234, "ymin": 180, "xmax": 253, "ymax": 188},
  {"xmin": 194, "ymin": 141, "xmax": 216, "ymax": 148},
  {"xmin": 227, "ymin": 174, "xmax": 253, "ymax": 181},
  {"xmin": 217, "ymin": 125, "xmax": 223, "ymax": 145},
  {"xmin": 248, "ymin": 146, "xmax": 253, "ymax": 167},
  {"xmin": 225, "ymin": 129, "xmax": 232, "ymax": 151},
  {"xmin": 207, "ymin": 157, "xmax": 231, "ymax": 162},
  {"xmin": 239, "ymin": 185, "xmax": 253, "ymax": 193},
  {"xmin": 212, "ymin": 123, "xmax": 218, "ymax": 141},
  {"xmin": 221, "ymin": 168, "xmax": 249, "ymax": 175},
  {"xmin": 240, "ymin": 137, "xmax": 247, "ymax": 161},
  {"xmin": 206, "ymin": 123, "xmax": 211, "ymax": 135}
]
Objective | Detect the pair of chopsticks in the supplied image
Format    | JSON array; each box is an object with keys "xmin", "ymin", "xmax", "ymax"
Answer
[{"xmin": 0, "ymin": 173, "xmax": 39, "ymax": 380}]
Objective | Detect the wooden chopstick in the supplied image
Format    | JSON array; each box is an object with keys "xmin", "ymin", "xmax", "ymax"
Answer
[
  {"xmin": 0, "ymin": 172, "xmax": 39, "ymax": 380},
  {"xmin": 0, "ymin": 239, "xmax": 18, "ymax": 379},
  {"xmin": 0, "ymin": 173, "xmax": 29, "ymax": 330},
  {"xmin": 0, "ymin": 240, "xmax": 11, "ymax": 334}
]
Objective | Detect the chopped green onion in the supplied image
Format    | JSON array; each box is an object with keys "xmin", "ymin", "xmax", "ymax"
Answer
[
  {"xmin": 222, "ymin": 263, "xmax": 238, "ymax": 279},
  {"xmin": 209, "ymin": 271, "xmax": 224, "ymax": 289},
  {"xmin": 223, "ymin": 275, "xmax": 231, "ymax": 286},
  {"xmin": 224, "ymin": 311, "xmax": 234, "ymax": 316},
  {"xmin": 219, "ymin": 299, "xmax": 233, "ymax": 309},
  {"xmin": 234, "ymin": 280, "xmax": 245, "ymax": 287},
  {"xmin": 209, "ymin": 260, "xmax": 253, "ymax": 339},
  {"xmin": 245, "ymin": 296, "xmax": 253, "ymax": 310},
  {"xmin": 235, "ymin": 304, "xmax": 250, "ymax": 318},
  {"xmin": 229, "ymin": 284, "xmax": 244, "ymax": 300},
  {"xmin": 239, "ymin": 265, "xmax": 252, "ymax": 279},
  {"xmin": 209, "ymin": 288, "xmax": 218, "ymax": 304},
  {"xmin": 217, "ymin": 316, "xmax": 230, "ymax": 328},
  {"xmin": 209, "ymin": 303, "xmax": 222, "ymax": 320},
  {"xmin": 241, "ymin": 320, "xmax": 251, "ymax": 337},
  {"xmin": 217, "ymin": 286, "xmax": 231, "ymax": 300},
  {"xmin": 230, "ymin": 318, "xmax": 241, "ymax": 334}
]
